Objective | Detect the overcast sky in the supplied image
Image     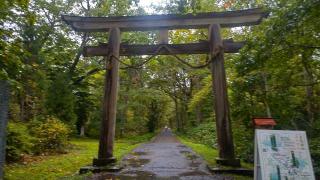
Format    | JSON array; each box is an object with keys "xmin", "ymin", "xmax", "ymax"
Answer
[{"xmin": 138, "ymin": 0, "xmax": 164, "ymax": 14}]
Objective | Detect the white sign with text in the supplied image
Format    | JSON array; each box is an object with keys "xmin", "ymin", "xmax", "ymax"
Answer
[{"xmin": 254, "ymin": 130, "xmax": 315, "ymax": 180}]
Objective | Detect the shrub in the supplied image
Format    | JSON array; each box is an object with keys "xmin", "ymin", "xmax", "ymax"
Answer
[
  {"xmin": 33, "ymin": 117, "xmax": 70, "ymax": 154},
  {"xmin": 185, "ymin": 122, "xmax": 217, "ymax": 148},
  {"xmin": 232, "ymin": 123, "xmax": 255, "ymax": 162},
  {"xmin": 6, "ymin": 122, "xmax": 34, "ymax": 162},
  {"xmin": 85, "ymin": 117, "xmax": 100, "ymax": 138},
  {"xmin": 310, "ymin": 138, "xmax": 320, "ymax": 177}
]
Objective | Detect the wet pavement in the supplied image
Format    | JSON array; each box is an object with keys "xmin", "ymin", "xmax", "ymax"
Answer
[{"xmin": 89, "ymin": 129, "xmax": 233, "ymax": 180}]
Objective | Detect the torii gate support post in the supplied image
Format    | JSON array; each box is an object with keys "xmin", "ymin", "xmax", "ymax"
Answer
[
  {"xmin": 159, "ymin": 29, "xmax": 168, "ymax": 44},
  {"xmin": 93, "ymin": 28, "xmax": 121, "ymax": 166},
  {"xmin": 209, "ymin": 24, "xmax": 240, "ymax": 167}
]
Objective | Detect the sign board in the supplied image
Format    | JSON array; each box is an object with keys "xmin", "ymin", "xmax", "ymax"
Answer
[{"xmin": 254, "ymin": 130, "xmax": 315, "ymax": 180}]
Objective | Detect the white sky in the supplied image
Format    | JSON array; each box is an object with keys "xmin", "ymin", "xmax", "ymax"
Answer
[
  {"xmin": 138, "ymin": 0, "xmax": 164, "ymax": 14},
  {"xmin": 138, "ymin": 0, "xmax": 243, "ymax": 33}
]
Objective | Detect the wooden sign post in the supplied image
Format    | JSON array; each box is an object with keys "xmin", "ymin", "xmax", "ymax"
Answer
[{"xmin": 0, "ymin": 81, "xmax": 9, "ymax": 179}]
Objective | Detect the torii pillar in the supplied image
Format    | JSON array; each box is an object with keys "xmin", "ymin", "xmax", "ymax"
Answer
[
  {"xmin": 93, "ymin": 28, "xmax": 121, "ymax": 166},
  {"xmin": 209, "ymin": 24, "xmax": 240, "ymax": 166}
]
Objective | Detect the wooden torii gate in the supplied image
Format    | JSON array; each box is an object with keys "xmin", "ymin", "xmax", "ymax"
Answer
[{"xmin": 62, "ymin": 8, "xmax": 267, "ymax": 168}]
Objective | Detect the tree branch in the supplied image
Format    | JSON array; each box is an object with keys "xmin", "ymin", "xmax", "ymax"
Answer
[
  {"xmin": 74, "ymin": 68, "xmax": 103, "ymax": 84},
  {"xmin": 69, "ymin": 33, "xmax": 88, "ymax": 75}
]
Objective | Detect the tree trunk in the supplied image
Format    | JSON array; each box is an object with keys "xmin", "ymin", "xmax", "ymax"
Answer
[
  {"xmin": 19, "ymin": 93, "xmax": 25, "ymax": 121},
  {"xmin": 301, "ymin": 50, "xmax": 315, "ymax": 124},
  {"xmin": 174, "ymin": 98, "xmax": 181, "ymax": 131},
  {"xmin": 262, "ymin": 72, "xmax": 272, "ymax": 117},
  {"xmin": 303, "ymin": 67, "xmax": 314, "ymax": 124},
  {"xmin": 0, "ymin": 81, "xmax": 9, "ymax": 179},
  {"xmin": 80, "ymin": 125, "xmax": 85, "ymax": 136},
  {"xmin": 193, "ymin": 75, "xmax": 203, "ymax": 123}
]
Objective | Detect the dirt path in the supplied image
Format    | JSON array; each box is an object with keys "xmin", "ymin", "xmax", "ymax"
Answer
[{"xmin": 90, "ymin": 129, "xmax": 233, "ymax": 179}]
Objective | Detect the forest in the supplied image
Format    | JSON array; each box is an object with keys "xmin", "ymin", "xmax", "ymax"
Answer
[{"xmin": 0, "ymin": 0, "xmax": 319, "ymax": 179}]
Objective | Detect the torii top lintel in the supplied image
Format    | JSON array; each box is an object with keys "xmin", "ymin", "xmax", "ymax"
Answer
[{"xmin": 61, "ymin": 8, "xmax": 268, "ymax": 32}]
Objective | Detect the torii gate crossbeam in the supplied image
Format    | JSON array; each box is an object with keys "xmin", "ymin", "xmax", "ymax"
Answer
[
  {"xmin": 62, "ymin": 8, "xmax": 267, "ymax": 32},
  {"xmin": 62, "ymin": 8, "xmax": 267, "ymax": 169},
  {"xmin": 83, "ymin": 40, "xmax": 244, "ymax": 57}
]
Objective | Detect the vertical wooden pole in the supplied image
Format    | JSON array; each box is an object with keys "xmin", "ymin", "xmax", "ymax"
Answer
[
  {"xmin": 159, "ymin": 29, "xmax": 168, "ymax": 44},
  {"xmin": 0, "ymin": 81, "xmax": 9, "ymax": 179},
  {"xmin": 209, "ymin": 24, "xmax": 240, "ymax": 167},
  {"xmin": 93, "ymin": 28, "xmax": 120, "ymax": 166}
]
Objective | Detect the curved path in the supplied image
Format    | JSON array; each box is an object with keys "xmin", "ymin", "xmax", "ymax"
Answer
[{"xmin": 90, "ymin": 129, "xmax": 233, "ymax": 179}]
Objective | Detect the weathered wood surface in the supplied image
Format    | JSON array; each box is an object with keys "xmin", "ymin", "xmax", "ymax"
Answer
[
  {"xmin": 97, "ymin": 28, "xmax": 120, "ymax": 162},
  {"xmin": 61, "ymin": 8, "xmax": 268, "ymax": 32},
  {"xmin": 83, "ymin": 40, "xmax": 244, "ymax": 57},
  {"xmin": 158, "ymin": 29, "xmax": 169, "ymax": 44},
  {"xmin": 209, "ymin": 24, "xmax": 237, "ymax": 165},
  {"xmin": 0, "ymin": 81, "xmax": 9, "ymax": 179}
]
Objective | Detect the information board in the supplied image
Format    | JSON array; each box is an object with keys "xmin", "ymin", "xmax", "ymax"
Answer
[{"xmin": 254, "ymin": 130, "xmax": 315, "ymax": 180}]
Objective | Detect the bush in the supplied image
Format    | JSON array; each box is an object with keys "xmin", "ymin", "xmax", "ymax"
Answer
[
  {"xmin": 185, "ymin": 122, "xmax": 217, "ymax": 148},
  {"xmin": 33, "ymin": 117, "xmax": 70, "ymax": 154},
  {"xmin": 310, "ymin": 138, "xmax": 320, "ymax": 177},
  {"xmin": 6, "ymin": 122, "xmax": 34, "ymax": 162},
  {"xmin": 86, "ymin": 117, "xmax": 100, "ymax": 138}
]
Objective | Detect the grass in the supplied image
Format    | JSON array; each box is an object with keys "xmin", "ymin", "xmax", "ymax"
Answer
[
  {"xmin": 5, "ymin": 133, "xmax": 252, "ymax": 179},
  {"xmin": 4, "ymin": 133, "xmax": 154, "ymax": 180},
  {"xmin": 178, "ymin": 136, "xmax": 253, "ymax": 180},
  {"xmin": 178, "ymin": 136, "xmax": 218, "ymax": 166}
]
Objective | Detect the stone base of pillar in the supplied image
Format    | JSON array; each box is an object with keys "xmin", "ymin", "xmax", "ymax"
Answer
[
  {"xmin": 92, "ymin": 157, "xmax": 116, "ymax": 166},
  {"xmin": 208, "ymin": 165, "xmax": 253, "ymax": 177},
  {"xmin": 216, "ymin": 158, "xmax": 241, "ymax": 167},
  {"xmin": 79, "ymin": 164, "xmax": 122, "ymax": 174},
  {"xmin": 79, "ymin": 157, "xmax": 121, "ymax": 174}
]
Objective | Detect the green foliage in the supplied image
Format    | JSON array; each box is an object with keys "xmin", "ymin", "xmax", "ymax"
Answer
[
  {"xmin": 116, "ymin": 87, "xmax": 172, "ymax": 136},
  {"xmin": 85, "ymin": 114, "xmax": 101, "ymax": 138},
  {"xmin": 32, "ymin": 117, "xmax": 70, "ymax": 154},
  {"xmin": 188, "ymin": 76, "xmax": 212, "ymax": 112},
  {"xmin": 46, "ymin": 74, "xmax": 77, "ymax": 126},
  {"xmin": 75, "ymin": 90, "xmax": 93, "ymax": 135},
  {"xmin": 4, "ymin": 136, "xmax": 151, "ymax": 180},
  {"xmin": 6, "ymin": 123, "xmax": 34, "ymax": 162},
  {"xmin": 232, "ymin": 122, "xmax": 255, "ymax": 162},
  {"xmin": 184, "ymin": 122, "xmax": 217, "ymax": 148},
  {"xmin": 0, "ymin": 0, "xmax": 29, "ymax": 80},
  {"xmin": 309, "ymin": 138, "xmax": 320, "ymax": 176},
  {"xmin": 229, "ymin": 0, "xmax": 320, "ymax": 167},
  {"xmin": 118, "ymin": 132, "xmax": 155, "ymax": 144},
  {"xmin": 5, "ymin": 119, "xmax": 70, "ymax": 162}
]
